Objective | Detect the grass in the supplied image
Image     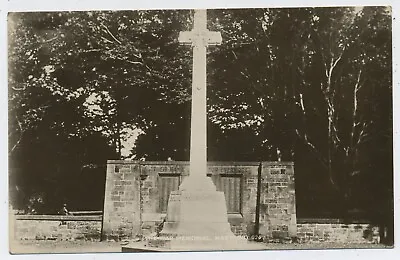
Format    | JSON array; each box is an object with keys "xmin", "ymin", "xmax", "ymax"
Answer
[
  {"xmin": 9, "ymin": 239, "xmax": 392, "ymax": 255},
  {"xmin": 10, "ymin": 240, "xmax": 122, "ymax": 254}
]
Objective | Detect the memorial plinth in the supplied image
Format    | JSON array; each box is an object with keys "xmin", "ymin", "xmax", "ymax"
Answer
[
  {"xmin": 122, "ymin": 175, "xmax": 254, "ymax": 251},
  {"xmin": 159, "ymin": 176, "xmax": 235, "ymax": 238}
]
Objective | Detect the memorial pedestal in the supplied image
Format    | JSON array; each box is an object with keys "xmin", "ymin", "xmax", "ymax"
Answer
[
  {"xmin": 160, "ymin": 190, "xmax": 235, "ymax": 237},
  {"xmin": 122, "ymin": 176, "xmax": 262, "ymax": 251}
]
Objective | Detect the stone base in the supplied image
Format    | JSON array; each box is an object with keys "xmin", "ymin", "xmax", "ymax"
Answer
[
  {"xmin": 121, "ymin": 177, "xmax": 264, "ymax": 252},
  {"xmin": 159, "ymin": 184, "xmax": 234, "ymax": 237},
  {"xmin": 122, "ymin": 239, "xmax": 267, "ymax": 252}
]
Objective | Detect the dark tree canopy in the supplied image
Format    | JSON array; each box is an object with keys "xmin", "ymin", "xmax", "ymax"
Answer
[{"xmin": 8, "ymin": 7, "xmax": 392, "ymax": 242}]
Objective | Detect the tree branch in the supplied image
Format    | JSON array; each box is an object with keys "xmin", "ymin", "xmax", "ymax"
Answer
[
  {"xmin": 42, "ymin": 36, "xmax": 58, "ymax": 43},
  {"xmin": 81, "ymin": 49, "xmax": 102, "ymax": 53},
  {"xmin": 350, "ymin": 69, "xmax": 363, "ymax": 150},
  {"xmin": 9, "ymin": 115, "xmax": 24, "ymax": 155},
  {"xmin": 326, "ymin": 46, "xmax": 346, "ymax": 94},
  {"xmin": 101, "ymin": 23, "xmax": 122, "ymax": 45},
  {"xmin": 11, "ymin": 85, "xmax": 27, "ymax": 91},
  {"xmin": 356, "ymin": 121, "xmax": 371, "ymax": 146},
  {"xmin": 116, "ymin": 57, "xmax": 143, "ymax": 65},
  {"xmin": 100, "ymin": 36, "xmax": 114, "ymax": 44},
  {"xmin": 325, "ymin": 98, "xmax": 342, "ymax": 148},
  {"xmin": 331, "ymin": 46, "xmax": 346, "ymax": 70},
  {"xmin": 295, "ymin": 129, "xmax": 330, "ymax": 170}
]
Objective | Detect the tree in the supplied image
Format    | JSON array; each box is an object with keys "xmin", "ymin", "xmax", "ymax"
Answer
[
  {"xmin": 8, "ymin": 8, "xmax": 393, "ymax": 243},
  {"xmin": 8, "ymin": 10, "xmax": 195, "ymax": 211}
]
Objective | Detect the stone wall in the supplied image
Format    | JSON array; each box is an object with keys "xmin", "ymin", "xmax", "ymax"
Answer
[
  {"xmin": 102, "ymin": 160, "xmax": 296, "ymax": 241},
  {"xmin": 12, "ymin": 215, "xmax": 102, "ymax": 241},
  {"xmin": 11, "ymin": 215, "xmax": 378, "ymax": 244},
  {"xmin": 259, "ymin": 162, "xmax": 297, "ymax": 239},
  {"xmin": 102, "ymin": 161, "xmax": 140, "ymax": 240},
  {"xmin": 296, "ymin": 221, "xmax": 380, "ymax": 244}
]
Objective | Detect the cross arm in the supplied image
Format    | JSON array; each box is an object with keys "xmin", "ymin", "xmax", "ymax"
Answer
[
  {"xmin": 178, "ymin": 31, "xmax": 194, "ymax": 45},
  {"xmin": 206, "ymin": 31, "xmax": 222, "ymax": 45},
  {"xmin": 178, "ymin": 30, "xmax": 222, "ymax": 46}
]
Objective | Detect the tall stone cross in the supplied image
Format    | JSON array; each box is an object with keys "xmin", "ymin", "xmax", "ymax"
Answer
[
  {"xmin": 179, "ymin": 9, "xmax": 222, "ymax": 190},
  {"xmin": 156, "ymin": 10, "xmax": 238, "ymax": 242}
]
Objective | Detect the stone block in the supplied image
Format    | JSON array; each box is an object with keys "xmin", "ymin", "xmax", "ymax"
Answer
[
  {"xmin": 122, "ymin": 180, "xmax": 133, "ymax": 185},
  {"xmin": 111, "ymin": 195, "xmax": 120, "ymax": 201},
  {"xmin": 124, "ymin": 173, "xmax": 136, "ymax": 181},
  {"xmin": 114, "ymin": 173, "xmax": 124, "ymax": 180},
  {"xmin": 272, "ymin": 231, "xmax": 289, "ymax": 239},
  {"xmin": 114, "ymin": 180, "xmax": 123, "ymax": 186},
  {"xmin": 354, "ymin": 224, "xmax": 363, "ymax": 230},
  {"xmin": 114, "ymin": 201, "xmax": 125, "ymax": 207},
  {"xmin": 281, "ymin": 225, "xmax": 289, "ymax": 232},
  {"xmin": 314, "ymin": 229, "xmax": 324, "ymax": 238},
  {"xmin": 258, "ymin": 224, "xmax": 269, "ymax": 235},
  {"xmin": 246, "ymin": 178, "xmax": 257, "ymax": 184},
  {"xmin": 111, "ymin": 191, "xmax": 119, "ymax": 196},
  {"xmin": 259, "ymin": 204, "xmax": 268, "ymax": 212},
  {"xmin": 114, "ymin": 185, "xmax": 124, "ymax": 191},
  {"xmin": 274, "ymin": 176, "xmax": 289, "ymax": 182},
  {"xmin": 125, "ymin": 191, "xmax": 136, "ymax": 198},
  {"xmin": 120, "ymin": 165, "xmax": 132, "ymax": 172},
  {"xmin": 297, "ymin": 232, "xmax": 307, "ymax": 238},
  {"xmin": 276, "ymin": 186, "xmax": 287, "ymax": 193}
]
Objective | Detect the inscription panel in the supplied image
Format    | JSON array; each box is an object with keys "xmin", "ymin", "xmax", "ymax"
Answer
[
  {"xmin": 158, "ymin": 174, "xmax": 180, "ymax": 213},
  {"xmin": 212, "ymin": 175, "xmax": 242, "ymax": 213}
]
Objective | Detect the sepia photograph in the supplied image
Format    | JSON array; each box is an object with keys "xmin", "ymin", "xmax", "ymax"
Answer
[{"xmin": 5, "ymin": 2, "xmax": 395, "ymax": 256}]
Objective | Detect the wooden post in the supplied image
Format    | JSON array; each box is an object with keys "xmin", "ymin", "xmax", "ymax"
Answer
[{"xmin": 254, "ymin": 162, "xmax": 262, "ymax": 237}]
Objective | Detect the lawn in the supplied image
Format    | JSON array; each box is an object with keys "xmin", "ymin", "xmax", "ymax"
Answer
[{"xmin": 9, "ymin": 239, "xmax": 391, "ymax": 255}]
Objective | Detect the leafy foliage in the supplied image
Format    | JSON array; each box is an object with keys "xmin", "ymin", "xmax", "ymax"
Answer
[{"xmin": 8, "ymin": 8, "xmax": 392, "ymax": 243}]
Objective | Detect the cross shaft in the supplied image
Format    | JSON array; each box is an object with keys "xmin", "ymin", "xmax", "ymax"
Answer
[{"xmin": 178, "ymin": 9, "xmax": 222, "ymax": 190}]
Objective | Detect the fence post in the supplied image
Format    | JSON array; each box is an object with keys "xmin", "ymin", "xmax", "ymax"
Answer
[{"xmin": 254, "ymin": 162, "xmax": 262, "ymax": 237}]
